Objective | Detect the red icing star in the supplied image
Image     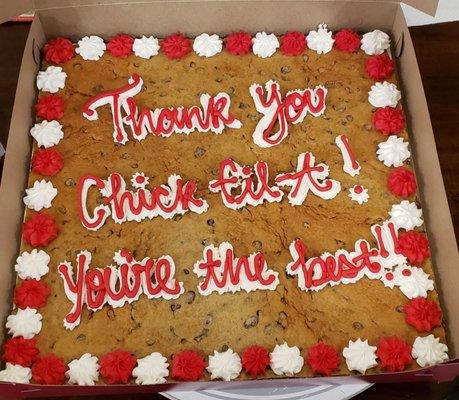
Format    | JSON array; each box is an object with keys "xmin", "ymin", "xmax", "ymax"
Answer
[
  {"xmin": 376, "ymin": 336, "xmax": 412, "ymax": 372},
  {"xmin": 387, "ymin": 167, "xmax": 417, "ymax": 198},
  {"xmin": 241, "ymin": 345, "xmax": 270, "ymax": 377},
  {"xmin": 365, "ymin": 54, "xmax": 395, "ymax": 81},
  {"xmin": 404, "ymin": 297, "xmax": 442, "ymax": 332},
  {"xmin": 172, "ymin": 350, "xmax": 206, "ymax": 381},
  {"xmin": 334, "ymin": 29, "xmax": 361, "ymax": 52},
  {"xmin": 14, "ymin": 279, "xmax": 51, "ymax": 309},
  {"xmin": 226, "ymin": 31, "xmax": 252, "ymax": 55},
  {"xmin": 43, "ymin": 37, "xmax": 74, "ymax": 64},
  {"xmin": 35, "ymin": 94, "xmax": 65, "ymax": 121},
  {"xmin": 280, "ymin": 31, "xmax": 307, "ymax": 56},
  {"xmin": 31, "ymin": 149, "xmax": 64, "ymax": 177},
  {"xmin": 372, "ymin": 107, "xmax": 405, "ymax": 136},
  {"xmin": 22, "ymin": 213, "xmax": 59, "ymax": 248},
  {"xmin": 32, "ymin": 354, "xmax": 67, "ymax": 384},
  {"xmin": 307, "ymin": 342, "xmax": 340, "ymax": 376},
  {"xmin": 3, "ymin": 337, "xmax": 39, "ymax": 367},
  {"xmin": 99, "ymin": 349, "xmax": 137, "ymax": 384},
  {"xmin": 161, "ymin": 33, "xmax": 192, "ymax": 60},
  {"xmin": 397, "ymin": 230, "xmax": 430, "ymax": 264},
  {"xmin": 107, "ymin": 34, "xmax": 134, "ymax": 58}
]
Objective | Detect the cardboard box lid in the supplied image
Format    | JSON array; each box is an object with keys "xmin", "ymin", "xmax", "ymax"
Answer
[{"xmin": 0, "ymin": 0, "xmax": 440, "ymax": 25}]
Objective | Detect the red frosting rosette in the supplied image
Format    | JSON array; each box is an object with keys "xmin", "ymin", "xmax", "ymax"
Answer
[
  {"xmin": 99, "ymin": 349, "xmax": 136, "ymax": 384},
  {"xmin": 32, "ymin": 354, "xmax": 68, "ymax": 384},
  {"xmin": 14, "ymin": 279, "xmax": 51, "ymax": 309},
  {"xmin": 372, "ymin": 107, "xmax": 405, "ymax": 136},
  {"xmin": 334, "ymin": 29, "xmax": 360, "ymax": 52},
  {"xmin": 397, "ymin": 230, "xmax": 430, "ymax": 264},
  {"xmin": 365, "ymin": 54, "xmax": 395, "ymax": 80},
  {"xmin": 161, "ymin": 33, "xmax": 192, "ymax": 60},
  {"xmin": 3, "ymin": 337, "xmax": 39, "ymax": 367},
  {"xmin": 172, "ymin": 350, "xmax": 206, "ymax": 381},
  {"xmin": 404, "ymin": 297, "xmax": 442, "ymax": 332},
  {"xmin": 226, "ymin": 32, "xmax": 252, "ymax": 55},
  {"xmin": 35, "ymin": 94, "xmax": 65, "ymax": 121},
  {"xmin": 307, "ymin": 342, "xmax": 340, "ymax": 376},
  {"xmin": 280, "ymin": 31, "xmax": 307, "ymax": 56},
  {"xmin": 387, "ymin": 167, "xmax": 416, "ymax": 197},
  {"xmin": 376, "ymin": 337, "xmax": 412, "ymax": 372},
  {"xmin": 107, "ymin": 34, "xmax": 134, "ymax": 58},
  {"xmin": 31, "ymin": 149, "xmax": 64, "ymax": 176},
  {"xmin": 22, "ymin": 213, "xmax": 59, "ymax": 248},
  {"xmin": 241, "ymin": 345, "xmax": 270, "ymax": 377},
  {"xmin": 44, "ymin": 37, "xmax": 74, "ymax": 64}
]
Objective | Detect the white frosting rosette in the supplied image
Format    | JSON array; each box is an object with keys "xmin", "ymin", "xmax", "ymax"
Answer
[
  {"xmin": 132, "ymin": 352, "xmax": 169, "ymax": 385},
  {"xmin": 389, "ymin": 200, "xmax": 423, "ymax": 230},
  {"xmin": 0, "ymin": 363, "xmax": 31, "ymax": 384},
  {"xmin": 412, "ymin": 335, "xmax": 448, "ymax": 367},
  {"xmin": 368, "ymin": 82, "xmax": 401, "ymax": 108},
  {"xmin": 15, "ymin": 249, "xmax": 50, "ymax": 280},
  {"xmin": 30, "ymin": 120, "xmax": 64, "ymax": 148},
  {"xmin": 133, "ymin": 36, "xmax": 160, "ymax": 59},
  {"xmin": 306, "ymin": 23, "xmax": 334, "ymax": 54},
  {"xmin": 343, "ymin": 338, "xmax": 378, "ymax": 374},
  {"xmin": 23, "ymin": 179, "xmax": 58, "ymax": 211},
  {"xmin": 270, "ymin": 342, "xmax": 304, "ymax": 376},
  {"xmin": 393, "ymin": 265, "xmax": 434, "ymax": 299},
  {"xmin": 193, "ymin": 33, "xmax": 222, "ymax": 58},
  {"xmin": 6, "ymin": 308, "xmax": 42, "ymax": 339},
  {"xmin": 348, "ymin": 185, "xmax": 369, "ymax": 205},
  {"xmin": 377, "ymin": 135, "xmax": 410, "ymax": 167},
  {"xmin": 252, "ymin": 32, "xmax": 279, "ymax": 58},
  {"xmin": 361, "ymin": 29, "xmax": 390, "ymax": 55},
  {"xmin": 76, "ymin": 36, "xmax": 106, "ymax": 61},
  {"xmin": 36, "ymin": 66, "xmax": 67, "ymax": 93},
  {"xmin": 66, "ymin": 353, "xmax": 100, "ymax": 385},
  {"xmin": 207, "ymin": 348, "xmax": 242, "ymax": 381}
]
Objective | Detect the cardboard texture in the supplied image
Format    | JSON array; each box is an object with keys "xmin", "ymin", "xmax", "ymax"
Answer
[{"xmin": 0, "ymin": 0, "xmax": 458, "ymax": 397}]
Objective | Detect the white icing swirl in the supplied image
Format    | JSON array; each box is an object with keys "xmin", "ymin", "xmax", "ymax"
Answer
[
  {"xmin": 75, "ymin": 36, "xmax": 106, "ymax": 61},
  {"xmin": 412, "ymin": 335, "xmax": 448, "ymax": 367},
  {"xmin": 6, "ymin": 308, "xmax": 42, "ymax": 339},
  {"xmin": 306, "ymin": 23, "xmax": 334, "ymax": 55},
  {"xmin": 348, "ymin": 185, "xmax": 369, "ymax": 205},
  {"xmin": 270, "ymin": 342, "xmax": 304, "ymax": 376},
  {"xmin": 252, "ymin": 32, "xmax": 279, "ymax": 58},
  {"xmin": 389, "ymin": 200, "xmax": 423, "ymax": 230},
  {"xmin": 66, "ymin": 353, "xmax": 99, "ymax": 385},
  {"xmin": 377, "ymin": 135, "xmax": 410, "ymax": 167},
  {"xmin": 15, "ymin": 249, "xmax": 50, "ymax": 280},
  {"xmin": 132, "ymin": 352, "xmax": 169, "ymax": 385},
  {"xmin": 36, "ymin": 66, "xmax": 67, "ymax": 93},
  {"xmin": 342, "ymin": 338, "xmax": 378, "ymax": 374},
  {"xmin": 0, "ymin": 363, "xmax": 31, "ymax": 384},
  {"xmin": 131, "ymin": 172, "xmax": 149, "ymax": 189},
  {"xmin": 207, "ymin": 348, "xmax": 242, "ymax": 381},
  {"xmin": 30, "ymin": 120, "xmax": 64, "ymax": 148},
  {"xmin": 193, "ymin": 33, "xmax": 222, "ymax": 58},
  {"xmin": 133, "ymin": 36, "xmax": 160, "ymax": 59},
  {"xmin": 23, "ymin": 179, "xmax": 58, "ymax": 211},
  {"xmin": 361, "ymin": 29, "xmax": 390, "ymax": 55},
  {"xmin": 368, "ymin": 82, "xmax": 401, "ymax": 108},
  {"xmin": 393, "ymin": 265, "xmax": 434, "ymax": 299}
]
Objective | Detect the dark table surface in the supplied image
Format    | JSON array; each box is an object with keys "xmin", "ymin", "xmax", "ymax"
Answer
[{"xmin": 0, "ymin": 21, "xmax": 458, "ymax": 400}]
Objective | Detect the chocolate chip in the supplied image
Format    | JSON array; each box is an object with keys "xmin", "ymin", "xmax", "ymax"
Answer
[
  {"xmin": 228, "ymin": 86, "xmax": 235, "ymax": 95},
  {"xmin": 364, "ymin": 123, "xmax": 373, "ymax": 131},
  {"xmin": 185, "ymin": 291, "xmax": 196, "ymax": 304},
  {"xmin": 215, "ymin": 77, "xmax": 223, "ymax": 83},
  {"xmin": 396, "ymin": 305, "xmax": 404, "ymax": 313},
  {"xmin": 133, "ymin": 62, "xmax": 140, "ymax": 68},
  {"xmin": 174, "ymin": 215, "xmax": 182, "ymax": 222},
  {"xmin": 221, "ymin": 344, "xmax": 229, "ymax": 352},
  {"xmin": 121, "ymin": 153, "xmax": 129, "ymax": 159},
  {"xmin": 207, "ymin": 219, "xmax": 215, "ymax": 227},
  {"xmin": 303, "ymin": 221, "xmax": 310, "ymax": 228},
  {"xmin": 73, "ymin": 62, "xmax": 83, "ymax": 70},
  {"xmin": 65, "ymin": 178, "xmax": 75, "ymax": 187},
  {"xmin": 194, "ymin": 147, "xmax": 206, "ymax": 157},
  {"xmin": 277, "ymin": 312, "xmax": 288, "ymax": 328},
  {"xmin": 183, "ymin": 268, "xmax": 190, "ymax": 275},
  {"xmin": 171, "ymin": 303, "xmax": 181, "ymax": 312},
  {"xmin": 352, "ymin": 321, "xmax": 364, "ymax": 330},
  {"xmin": 130, "ymin": 163, "xmax": 139, "ymax": 169},
  {"xmin": 264, "ymin": 324, "xmax": 273, "ymax": 334},
  {"xmin": 252, "ymin": 240, "xmax": 263, "ymax": 251},
  {"xmin": 281, "ymin": 66, "xmax": 291, "ymax": 74},
  {"xmin": 248, "ymin": 114, "xmax": 259, "ymax": 122},
  {"xmin": 346, "ymin": 115, "xmax": 354, "ymax": 122},
  {"xmin": 189, "ymin": 61, "xmax": 196, "ymax": 68},
  {"xmin": 201, "ymin": 239, "xmax": 210, "ymax": 246},
  {"xmin": 76, "ymin": 334, "xmax": 86, "ymax": 341},
  {"xmin": 194, "ymin": 328, "xmax": 209, "ymax": 342},
  {"xmin": 205, "ymin": 314, "xmax": 213, "ymax": 325},
  {"xmin": 92, "ymin": 84, "xmax": 104, "ymax": 93},
  {"xmin": 58, "ymin": 206, "xmax": 67, "ymax": 215},
  {"xmin": 107, "ymin": 309, "xmax": 115, "ymax": 320},
  {"xmin": 244, "ymin": 315, "xmax": 259, "ymax": 328},
  {"xmin": 239, "ymin": 102, "xmax": 248, "ymax": 109},
  {"xmin": 145, "ymin": 338, "xmax": 155, "ymax": 346}
]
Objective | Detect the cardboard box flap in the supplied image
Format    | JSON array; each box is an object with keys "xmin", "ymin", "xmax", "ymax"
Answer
[
  {"xmin": 403, "ymin": 0, "xmax": 439, "ymax": 16},
  {"xmin": 0, "ymin": 0, "xmax": 33, "ymax": 24}
]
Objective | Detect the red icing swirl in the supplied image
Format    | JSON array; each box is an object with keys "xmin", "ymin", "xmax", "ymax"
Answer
[
  {"xmin": 334, "ymin": 29, "xmax": 361, "ymax": 52},
  {"xmin": 387, "ymin": 167, "xmax": 417, "ymax": 198},
  {"xmin": 365, "ymin": 54, "xmax": 395, "ymax": 81},
  {"xmin": 99, "ymin": 349, "xmax": 136, "ymax": 384},
  {"xmin": 22, "ymin": 213, "xmax": 59, "ymax": 248},
  {"xmin": 376, "ymin": 336, "xmax": 412, "ymax": 372},
  {"xmin": 372, "ymin": 107, "xmax": 405, "ymax": 135},
  {"xmin": 35, "ymin": 94, "xmax": 65, "ymax": 121},
  {"xmin": 280, "ymin": 31, "xmax": 307, "ymax": 56},
  {"xmin": 32, "ymin": 354, "xmax": 67, "ymax": 384},
  {"xmin": 404, "ymin": 297, "xmax": 442, "ymax": 332},
  {"xmin": 172, "ymin": 350, "xmax": 206, "ymax": 381},
  {"xmin": 226, "ymin": 32, "xmax": 252, "ymax": 55},
  {"xmin": 43, "ymin": 37, "xmax": 74, "ymax": 64},
  {"xmin": 306, "ymin": 342, "xmax": 340, "ymax": 376},
  {"xmin": 397, "ymin": 230, "xmax": 430, "ymax": 264},
  {"xmin": 31, "ymin": 149, "xmax": 64, "ymax": 177},
  {"xmin": 14, "ymin": 279, "xmax": 51, "ymax": 309},
  {"xmin": 241, "ymin": 345, "xmax": 270, "ymax": 377},
  {"xmin": 161, "ymin": 33, "xmax": 192, "ymax": 60},
  {"xmin": 3, "ymin": 337, "xmax": 39, "ymax": 367},
  {"xmin": 107, "ymin": 34, "xmax": 134, "ymax": 58}
]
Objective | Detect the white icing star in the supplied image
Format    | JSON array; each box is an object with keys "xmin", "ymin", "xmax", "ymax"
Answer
[
  {"xmin": 389, "ymin": 200, "xmax": 423, "ymax": 230},
  {"xmin": 6, "ymin": 308, "xmax": 42, "ymax": 339},
  {"xmin": 306, "ymin": 23, "xmax": 334, "ymax": 54},
  {"xmin": 380, "ymin": 271, "xmax": 397, "ymax": 288},
  {"xmin": 15, "ymin": 249, "xmax": 50, "ymax": 280},
  {"xmin": 368, "ymin": 81, "xmax": 401, "ymax": 108},
  {"xmin": 23, "ymin": 179, "xmax": 57, "ymax": 211},
  {"xmin": 0, "ymin": 363, "xmax": 31, "ymax": 383},
  {"xmin": 30, "ymin": 120, "xmax": 64, "ymax": 148},
  {"xmin": 252, "ymin": 32, "xmax": 279, "ymax": 58},
  {"xmin": 66, "ymin": 353, "xmax": 99, "ymax": 385},
  {"xmin": 76, "ymin": 36, "xmax": 106, "ymax": 61},
  {"xmin": 131, "ymin": 172, "xmax": 149, "ymax": 189},
  {"xmin": 270, "ymin": 342, "xmax": 304, "ymax": 376},
  {"xmin": 348, "ymin": 185, "xmax": 369, "ymax": 205},
  {"xmin": 342, "ymin": 338, "xmax": 378, "ymax": 374},
  {"xmin": 377, "ymin": 135, "xmax": 410, "ymax": 167},
  {"xmin": 193, "ymin": 33, "xmax": 223, "ymax": 58},
  {"xmin": 133, "ymin": 36, "xmax": 160, "ymax": 59},
  {"xmin": 207, "ymin": 348, "xmax": 242, "ymax": 381},
  {"xmin": 361, "ymin": 29, "xmax": 390, "ymax": 55},
  {"xmin": 412, "ymin": 335, "xmax": 448, "ymax": 367},
  {"xmin": 393, "ymin": 264, "xmax": 434, "ymax": 299},
  {"xmin": 36, "ymin": 66, "xmax": 67, "ymax": 93},
  {"xmin": 132, "ymin": 352, "xmax": 169, "ymax": 384}
]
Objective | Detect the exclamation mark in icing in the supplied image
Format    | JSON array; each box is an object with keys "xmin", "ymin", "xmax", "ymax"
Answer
[{"xmin": 335, "ymin": 134, "xmax": 361, "ymax": 176}]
